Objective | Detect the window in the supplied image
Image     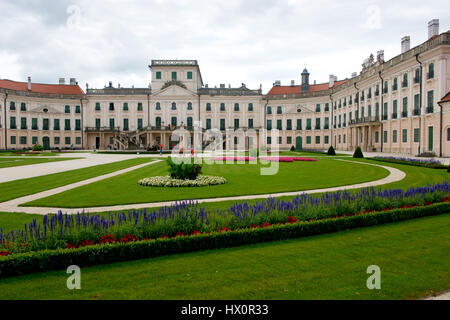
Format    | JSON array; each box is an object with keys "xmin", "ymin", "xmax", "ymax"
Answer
[
  {"xmin": 315, "ymin": 136, "xmax": 320, "ymax": 144},
  {"xmin": 286, "ymin": 119, "xmax": 292, "ymax": 130},
  {"xmin": 402, "ymin": 73, "xmax": 408, "ymax": 87},
  {"xmin": 248, "ymin": 118, "xmax": 254, "ymax": 129},
  {"xmin": 427, "ymin": 90, "xmax": 434, "ymax": 113},
  {"xmin": 315, "ymin": 104, "xmax": 321, "ymax": 112},
  {"xmin": 54, "ymin": 119, "xmax": 60, "ymax": 130},
  {"xmin": 206, "ymin": 119, "xmax": 211, "ymax": 130},
  {"xmin": 414, "ymin": 68, "xmax": 420, "ymax": 83},
  {"xmin": 402, "ymin": 129, "xmax": 408, "ymax": 143},
  {"xmin": 220, "ymin": 119, "xmax": 225, "ymax": 131},
  {"xmin": 156, "ymin": 71, "xmax": 161, "ymax": 79},
  {"xmin": 138, "ymin": 119, "xmax": 143, "ymax": 130},
  {"xmin": 306, "ymin": 119, "xmax": 312, "ymax": 130},
  {"xmin": 171, "ymin": 117, "xmax": 177, "ymax": 127},
  {"xmin": 75, "ymin": 119, "xmax": 81, "ymax": 131},
  {"xmin": 32, "ymin": 136, "xmax": 38, "ymax": 145},
  {"xmin": 277, "ymin": 106, "xmax": 282, "ymax": 114},
  {"xmin": 234, "ymin": 103, "xmax": 240, "ymax": 112},
  {"xmin": 20, "ymin": 117, "xmax": 27, "ymax": 129},
  {"xmin": 123, "ymin": 119, "xmax": 129, "ymax": 131},
  {"xmin": 375, "ymin": 103, "xmax": 380, "ymax": 120},
  {"xmin": 20, "ymin": 136, "xmax": 27, "ymax": 145},
  {"xmin": 187, "ymin": 102, "xmax": 193, "ymax": 110},
  {"xmin": 75, "ymin": 105, "xmax": 81, "ymax": 114},
  {"xmin": 383, "ymin": 102, "xmax": 388, "ymax": 120},
  {"xmin": 20, "ymin": 103, "xmax": 26, "ymax": 111},
  {"xmin": 368, "ymin": 105, "xmax": 372, "ymax": 117},
  {"xmin": 428, "ymin": 63, "xmax": 434, "ymax": 79},
  {"xmin": 76, "ymin": 137, "xmax": 81, "ymax": 145},
  {"xmin": 171, "ymin": 102, "xmax": 177, "ymax": 110},
  {"xmin": 206, "ymin": 103, "xmax": 211, "ymax": 111},
  {"xmin": 306, "ymin": 136, "xmax": 311, "ymax": 144},
  {"xmin": 414, "ymin": 94, "xmax": 420, "ymax": 114},
  {"xmin": 156, "ymin": 102, "xmax": 161, "ymax": 110},
  {"xmin": 155, "ymin": 117, "xmax": 161, "ymax": 127},
  {"xmin": 220, "ymin": 103, "xmax": 225, "ymax": 111},
  {"xmin": 375, "ymin": 131, "xmax": 379, "ymax": 143},
  {"xmin": 325, "ymin": 136, "xmax": 329, "ymax": 144},
  {"xmin": 171, "ymin": 72, "xmax": 177, "ymax": 80},
  {"xmin": 10, "ymin": 116, "xmax": 16, "ymax": 129},
  {"xmin": 277, "ymin": 119, "xmax": 282, "ymax": 130},
  {"xmin": 393, "ymin": 78, "xmax": 398, "ymax": 91},
  {"xmin": 267, "ymin": 106, "xmax": 272, "ymax": 114},
  {"xmin": 54, "ymin": 137, "xmax": 60, "ymax": 145},
  {"xmin": 447, "ymin": 128, "xmax": 450, "ymax": 142},
  {"xmin": 287, "ymin": 136, "xmax": 292, "ymax": 145},
  {"xmin": 339, "ymin": 135, "xmax": 342, "ymax": 144},
  {"xmin": 137, "ymin": 102, "xmax": 143, "ymax": 111},
  {"xmin": 383, "ymin": 131, "xmax": 388, "ymax": 143},
  {"xmin": 393, "ymin": 100, "xmax": 398, "ymax": 118},
  {"xmin": 10, "ymin": 136, "xmax": 16, "ymax": 145},
  {"xmin": 123, "ymin": 103, "xmax": 129, "ymax": 111},
  {"xmin": 95, "ymin": 118, "xmax": 101, "ymax": 129},
  {"xmin": 234, "ymin": 137, "xmax": 239, "ymax": 145},
  {"xmin": 402, "ymin": 97, "xmax": 408, "ymax": 117},
  {"xmin": 267, "ymin": 137, "xmax": 272, "ymax": 145},
  {"xmin": 414, "ymin": 128, "xmax": 420, "ymax": 143},
  {"xmin": 278, "ymin": 137, "xmax": 282, "ymax": 145},
  {"xmin": 187, "ymin": 117, "xmax": 193, "ymax": 129},
  {"xmin": 32, "ymin": 118, "xmax": 38, "ymax": 130},
  {"xmin": 316, "ymin": 118, "xmax": 321, "ymax": 130},
  {"xmin": 65, "ymin": 105, "xmax": 70, "ymax": 113},
  {"xmin": 187, "ymin": 71, "xmax": 193, "ymax": 80},
  {"xmin": 65, "ymin": 137, "xmax": 71, "ymax": 145},
  {"xmin": 109, "ymin": 118, "xmax": 115, "ymax": 129},
  {"xmin": 109, "ymin": 103, "xmax": 114, "ymax": 111},
  {"xmin": 267, "ymin": 120, "xmax": 272, "ymax": 130},
  {"xmin": 248, "ymin": 103, "xmax": 254, "ymax": 112},
  {"xmin": 325, "ymin": 103, "xmax": 330, "ymax": 111},
  {"xmin": 325, "ymin": 117, "xmax": 330, "ymax": 129},
  {"xmin": 10, "ymin": 101, "xmax": 16, "ymax": 110},
  {"xmin": 383, "ymin": 81, "xmax": 388, "ymax": 94},
  {"xmin": 234, "ymin": 118, "xmax": 239, "ymax": 129},
  {"xmin": 95, "ymin": 102, "xmax": 101, "ymax": 111},
  {"xmin": 344, "ymin": 134, "xmax": 346, "ymax": 144},
  {"xmin": 393, "ymin": 130, "xmax": 398, "ymax": 143},
  {"xmin": 64, "ymin": 119, "xmax": 71, "ymax": 131}
]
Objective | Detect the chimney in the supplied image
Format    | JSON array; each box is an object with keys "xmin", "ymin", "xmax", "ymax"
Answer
[
  {"xmin": 428, "ymin": 19, "xmax": 439, "ymax": 39},
  {"xmin": 401, "ymin": 36, "xmax": 410, "ymax": 53},
  {"xmin": 291, "ymin": 80, "xmax": 295, "ymax": 86},
  {"xmin": 329, "ymin": 74, "xmax": 335, "ymax": 88},
  {"xmin": 220, "ymin": 84, "xmax": 225, "ymax": 88},
  {"xmin": 69, "ymin": 78, "xmax": 76, "ymax": 85},
  {"xmin": 59, "ymin": 78, "xmax": 65, "ymax": 85},
  {"xmin": 27, "ymin": 77, "xmax": 31, "ymax": 91},
  {"xmin": 274, "ymin": 80, "xmax": 281, "ymax": 86}
]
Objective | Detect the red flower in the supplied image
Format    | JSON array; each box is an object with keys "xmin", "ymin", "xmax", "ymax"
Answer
[
  {"xmin": 249, "ymin": 224, "xmax": 258, "ymax": 229},
  {"xmin": 160, "ymin": 235, "xmax": 169, "ymax": 239},
  {"xmin": 99, "ymin": 234, "xmax": 116, "ymax": 245},
  {"xmin": 286, "ymin": 216, "xmax": 298, "ymax": 224},
  {"xmin": 0, "ymin": 250, "xmax": 11, "ymax": 256},
  {"xmin": 66, "ymin": 243, "xmax": 78, "ymax": 249},
  {"xmin": 191, "ymin": 230, "xmax": 202, "ymax": 236},
  {"xmin": 80, "ymin": 239, "xmax": 94, "ymax": 247},
  {"xmin": 120, "ymin": 234, "xmax": 138, "ymax": 243},
  {"xmin": 219, "ymin": 227, "xmax": 230, "ymax": 233},
  {"xmin": 174, "ymin": 232, "xmax": 187, "ymax": 238},
  {"xmin": 424, "ymin": 202, "xmax": 433, "ymax": 206},
  {"xmin": 260, "ymin": 222, "xmax": 271, "ymax": 228}
]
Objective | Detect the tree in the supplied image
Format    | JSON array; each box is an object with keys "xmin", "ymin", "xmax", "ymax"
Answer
[
  {"xmin": 327, "ymin": 146, "xmax": 336, "ymax": 156},
  {"xmin": 353, "ymin": 146, "xmax": 364, "ymax": 158}
]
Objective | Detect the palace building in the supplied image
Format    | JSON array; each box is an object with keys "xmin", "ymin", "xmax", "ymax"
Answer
[{"xmin": 1, "ymin": 19, "xmax": 449, "ymax": 156}]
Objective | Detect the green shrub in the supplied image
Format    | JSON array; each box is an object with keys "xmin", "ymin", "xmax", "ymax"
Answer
[
  {"xmin": 353, "ymin": 146, "xmax": 364, "ymax": 158},
  {"xmin": 32, "ymin": 144, "xmax": 44, "ymax": 152},
  {"xmin": 166, "ymin": 157, "xmax": 202, "ymax": 180},
  {"xmin": 290, "ymin": 146, "xmax": 296, "ymax": 152},
  {"xmin": 448, "ymin": 165, "xmax": 450, "ymax": 172},
  {"xmin": 327, "ymin": 146, "xmax": 336, "ymax": 156},
  {"xmin": 1, "ymin": 202, "xmax": 448, "ymax": 278}
]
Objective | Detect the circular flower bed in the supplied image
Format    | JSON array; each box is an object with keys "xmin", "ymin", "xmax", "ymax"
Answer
[{"xmin": 138, "ymin": 175, "xmax": 227, "ymax": 187}]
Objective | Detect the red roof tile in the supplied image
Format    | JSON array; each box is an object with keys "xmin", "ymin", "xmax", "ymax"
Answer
[
  {"xmin": 0, "ymin": 79, "xmax": 85, "ymax": 95},
  {"xmin": 439, "ymin": 91, "xmax": 450, "ymax": 103},
  {"xmin": 267, "ymin": 80, "xmax": 348, "ymax": 95}
]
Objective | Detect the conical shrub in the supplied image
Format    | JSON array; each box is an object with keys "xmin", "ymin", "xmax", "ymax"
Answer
[
  {"xmin": 327, "ymin": 146, "xmax": 336, "ymax": 156},
  {"xmin": 353, "ymin": 146, "xmax": 364, "ymax": 158}
]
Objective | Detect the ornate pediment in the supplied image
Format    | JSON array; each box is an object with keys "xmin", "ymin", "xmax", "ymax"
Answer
[{"xmin": 153, "ymin": 84, "xmax": 198, "ymax": 97}]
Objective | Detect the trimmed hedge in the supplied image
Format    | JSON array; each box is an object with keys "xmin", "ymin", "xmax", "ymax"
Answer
[
  {"xmin": 1, "ymin": 202, "xmax": 449, "ymax": 278},
  {"xmin": 370, "ymin": 157, "xmax": 448, "ymax": 170}
]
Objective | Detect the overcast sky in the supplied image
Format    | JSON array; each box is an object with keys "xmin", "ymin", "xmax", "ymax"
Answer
[{"xmin": 0, "ymin": 0, "xmax": 448, "ymax": 93}]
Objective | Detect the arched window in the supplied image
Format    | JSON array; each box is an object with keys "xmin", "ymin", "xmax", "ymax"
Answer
[
  {"xmin": 234, "ymin": 103, "xmax": 240, "ymax": 111},
  {"xmin": 172, "ymin": 102, "xmax": 177, "ymax": 110},
  {"xmin": 187, "ymin": 102, "xmax": 193, "ymax": 110},
  {"xmin": 156, "ymin": 102, "xmax": 161, "ymax": 110}
]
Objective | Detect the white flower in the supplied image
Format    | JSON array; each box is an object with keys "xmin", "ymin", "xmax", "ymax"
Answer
[{"xmin": 138, "ymin": 176, "xmax": 227, "ymax": 187}]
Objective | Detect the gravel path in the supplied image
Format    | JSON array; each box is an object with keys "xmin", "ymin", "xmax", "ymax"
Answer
[{"xmin": 0, "ymin": 159, "xmax": 406, "ymax": 215}]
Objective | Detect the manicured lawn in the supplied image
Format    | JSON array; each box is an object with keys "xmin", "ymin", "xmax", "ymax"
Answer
[
  {"xmin": 0, "ymin": 157, "xmax": 81, "ymax": 168},
  {"xmin": 24, "ymin": 158, "xmax": 390, "ymax": 208},
  {"xmin": 0, "ymin": 158, "xmax": 156, "ymax": 203},
  {"xmin": 0, "ymin": 213, "xmax": 448, "ymax": 300},
  {"xmin": 0, "ymin": 151, "xmax": 61, "ymax": 157}
]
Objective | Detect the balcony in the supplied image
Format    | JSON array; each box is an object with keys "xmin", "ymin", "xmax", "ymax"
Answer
[
  {"xmin": 427, "ymin": 72, "xmax": 434, "ymax": 80},
  {"xmin": 402, "ymin": 111, "xmax": 408, "ymax": 118},
  {"xmin": 392, "ymin": 84, "xmax": 398, "ymax": 91},
  {"xmin": 383, "ymin": 88, "xmax": 388, "ymax": 94},
  {"xmin": 382, "ymin": 115, "xmax": 388, "ymax": 121},
  {"xmin": 414, "ymin": 77, "xmax": 420, "ymax": 84},
  {"xmin": 306, "ymin": 126, "xmax": 312, "ymax": 130},
  {"xmin": 402, "ymin": 80, "xmax": 408, "ymax": 88},
  {"xmin": 375, "ymin": 90, "xmax": 379, "ymax": 97},
  {"xmin": 349, "ymin": 116, "xmax": 381, "ymax": 126},
  {"xmin": 315, "ymin": 125, "xmax": 321, "ymax": 130},
  {"xmin": 392, "ymin": 113, "xmax": 398, "ymax": 119},
  {"xmin": 427, "ymin": 106, "xmax": 434, "ymax": 113},
  {"xmin": 85, "ymin": 126, "xmax": 121, "ymax": 132},
  {"xmin": 324, "ymin": 125, "xmax": 329, "ymax": 130},
  {"xmin": 413, "ymin": 109, "xmax": 420, "ymax": 116}
]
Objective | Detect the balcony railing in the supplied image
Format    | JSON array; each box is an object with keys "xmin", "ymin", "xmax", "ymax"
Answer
[
  {"xmin": 392, "ymin": 84, "xmax": 398, "ymax": 91},
  {"xmin": 427, "ymin": 72, "xmax": 434, "ymax": 80},
  {"xmin": 414, "ymin": 77, "xmax": 420, "ymax": 84},
  {"xmin": 382, "ymin": 115, "xmax": 388, "ymax": 120},
  {"xmin": 349, "ymin": 116, "xmax": 380, "ymax": 125},
  {"xmin": 85, "ymin": 126, "xmax": 121, "ymax": 132},
  {"xmin": 402, "ymin": 111, "xmax": 408, "ymax": 118},
  {"xmin": 413, "ymin": 109, "xmax": 420, "ymax": 116},
  {"xmin": 402, "ymin": 81, "xmax": 408, "ymax": 88},
  {"xmin": 427, "ymin": 106, "xmax": 434, "ymax": 113},
  {"xmin": 392, "ymin": 113, "xmax": 398, "ymax": 119}
]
